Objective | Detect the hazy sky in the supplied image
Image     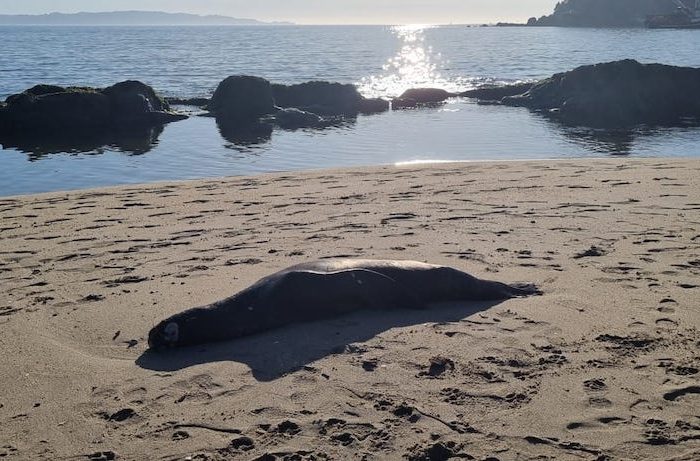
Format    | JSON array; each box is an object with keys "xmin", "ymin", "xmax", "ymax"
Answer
[{"xmin": 0, "ymin": 1, "xmax": 559, "ymax": 24}]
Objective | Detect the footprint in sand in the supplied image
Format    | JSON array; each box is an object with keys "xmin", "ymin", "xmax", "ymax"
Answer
[{"xmin": 583, "ymin": 378, "xmax": 613, "ymax": 408}]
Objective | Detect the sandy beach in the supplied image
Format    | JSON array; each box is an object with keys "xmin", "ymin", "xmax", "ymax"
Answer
[{"xmin": 0, "ymin": 158, "xmax": 698, "ymax": 460}]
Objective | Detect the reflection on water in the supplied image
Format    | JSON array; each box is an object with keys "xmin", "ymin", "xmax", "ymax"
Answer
[
  {"xmin": 217, "ymin": 118, "xmax": 273, "ymax": 148},
  {"xmin": 556, "ymin": 126, "xmax": 636, "ymax": 156},
  {"xmin": 540, "ymin": 116, "xmax": 700, "ymax": 156},
  {"xmin": 0, "ymin": 125, "xmax": 163, "ymax": 161},
  {"xmin": 360, "ymin": 25, "xmax": 471, "ymax": 98},
  {"xmin": 3, "ymin": 100, "xmax": 700, "ymax": 197},
  {"xmin": 217, "ymin": 116, "xmax": 361, "ymax": 152}
]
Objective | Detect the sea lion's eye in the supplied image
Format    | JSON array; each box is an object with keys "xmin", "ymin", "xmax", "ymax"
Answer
[{"xmin": 164, "ymin": 322, "xmax": 179, "ymax": 343}]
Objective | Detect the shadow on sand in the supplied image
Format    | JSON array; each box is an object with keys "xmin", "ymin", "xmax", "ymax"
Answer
[{"xmin": 136, "ymin": 300, "xmax": 501, "ymax": 382}]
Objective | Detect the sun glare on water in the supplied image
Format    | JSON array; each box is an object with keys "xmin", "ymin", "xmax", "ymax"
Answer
[{"xmin": 359, "ymin": 24, "xmax": 467, "ymax": 98}]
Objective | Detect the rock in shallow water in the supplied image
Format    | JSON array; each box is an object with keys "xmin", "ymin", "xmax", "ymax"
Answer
[
  {"xmin": 0, "ymin": 80, "xmax": 186, "ymax": 136},
  {"xmin": 272, "ymin": 81, "xmax": 362, "ymax": 116},
  {"xmin": 271, "ymin": 107, "xmax": 324, "ymax": 129},
  {"xmin": 398, "ymin": 88, "xmax": 455, "ymax": 104},
  {"xmin": 206, "ymin": 75, "xmax": 276, "ymax": 122},
  {"xmin": 460, "ymin": 82, "xmax": 533, "ymax": 101},
  {"xmin": 466, "ymin": 60, "xmax": 700, "ymax": 129},
  {"xmin": 358, "ymin": 97, "xmax": 390, "ymax": 114},
  {"xmin": 165, "ymin": 96, "xmax": 210, "ymax": 107}
]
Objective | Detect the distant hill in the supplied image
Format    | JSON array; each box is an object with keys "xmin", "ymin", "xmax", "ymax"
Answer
[
  {"xmin": 526, "ymin": 0, "xmax": 683, "ymax": 27},
  {"xmin": 0, "ymin": 11, "xmax": 293, "ymax": 26}
]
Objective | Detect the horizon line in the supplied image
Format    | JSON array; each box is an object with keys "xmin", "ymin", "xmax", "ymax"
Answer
[{"xmin": 0, "ymin": 10, "xmax": 529, "ymax": 26}]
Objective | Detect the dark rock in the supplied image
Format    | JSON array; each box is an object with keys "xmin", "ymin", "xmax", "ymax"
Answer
[
  {"xmin": 460, "ymin": 82, "xmax": 533, "ymax": 101},
  {"xmin": 103, "ymin": 80, "xmax": 168, "ymax": 113},
  {"xmin": 528, "ymin": 0, "xmax": 680, "ymax": 28},
  {"xmin": 102, "ymin": 80, "xmax": 185, "ymax": 126},
  {"xmin": 2, "ymin": 87, "xmax": 111, "ymax": 131},
  {"xmin": 0, "ymin": 81, "xmax": 186, "ymax": 137},
  {"xmin": 391, "ymin": 98, "xmax": 418, "ymax": 110},
  {"xmin": 502, "ymin": 60, "xmax": 700, "ymax": 128},
  {"xmin": 475, "ymin": 99, "xmax": 505, "ymax": 106},
  {"xmin": 165, "ymin": 96, "xmax": 210, "ymax": 107},
  {"xmin": 272, "ymin": 108, "xmax": 324, "ymax": 129},
  {"xmin": 207, "ymin": 75, "xmax": 275, "ymax": 122},
  {"xmin": 272, "ymin": 81, "xmax": 363, "ymax": 116},
  {"xmin": 7, "ymin": 84, "xmax": 66, "ymax": 102},
  {"xmin": 358, "ymin": 97, "xmax": 390, "ymax": 114},
  {"xmin": 399, "ymin": 88, "xmax": 455, "ymax": 104}
]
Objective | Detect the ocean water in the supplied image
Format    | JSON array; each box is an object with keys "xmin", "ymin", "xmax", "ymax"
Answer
[{"xmin": 1, "ymin": 25, "xmax": 699, "ymax": 196}]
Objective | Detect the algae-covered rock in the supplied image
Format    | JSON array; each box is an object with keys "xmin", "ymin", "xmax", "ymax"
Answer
[
  {"xmin": 207, "ymin": 75, "xmax": 275, "ymax": 122},
  {"xmin": 501, "ymin": 60, "xmax": 700, "ymax": 128},
  {"xmin": 0, "ymin": 80, "xmax": 186, "ymax": 134}
]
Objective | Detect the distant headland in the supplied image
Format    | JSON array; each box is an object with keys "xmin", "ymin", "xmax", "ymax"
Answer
[
  {"xmin": 0, "ymin": 11, "xmax": 293, "ymax": 26},
  {"xmin": 504, "ymin": 0, "xmax": 697, "ymax": 28}
]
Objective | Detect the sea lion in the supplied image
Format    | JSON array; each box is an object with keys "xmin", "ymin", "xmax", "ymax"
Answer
[{"xmin": 148, "ymin": 259, "xmax": 540, "ymax": 349}]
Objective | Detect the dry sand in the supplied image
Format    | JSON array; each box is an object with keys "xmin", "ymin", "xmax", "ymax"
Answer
[{"xmin": 0, "ymin": 158, "xmax": 698, "ymax": 461}]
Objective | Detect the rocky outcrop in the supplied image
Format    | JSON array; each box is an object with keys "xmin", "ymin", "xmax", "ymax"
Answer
[
  {"xmin": 206, "ymin": 78, "xmax": 389, "ymax": 127},
  {"xmin": 391, "ymin": 98, "xmax": 419, "ymax": 110},
  {"xmin": 165, "ymin": 96, "xmax": 210, "ymax": 107},
  {"xmin": 0, "ymin": 81, "xmax": 186, "ymax": 136},
  {"xmin": 358, "ymin": 98, "xmax": 390, "ymax": 114},
  {"xmin": 271, "ymin": 108, "xmax": 324, "ymax": 130},
  {"xmin": 528, "ymin": 0, "xmax": 679, "ymax": 28},
  {"xmin": 399, "ymin": 88, "xmax": 455, "ymax": 104},
  {"xmin": 206, "ymin": 75, "xmax": 276, "ymax": 121},
  {"xmin": 272, "ymin": 81, "xmax": 390, "ymax": 116},
  {"xmin": 488, "ymin": 60, "xmax": 700, "ymax": 128},
  {"xmin": 272, "ymin": 81, "xmax": 361, "ymax": 116},
  {"xmin": 102, "ymin": 80, "xmax": 184, "ymax": 125},
  {"xmin": 391, "ymin": 88, "xmax": 457, "ymax": 110},
  {"xmin": 460, "ymin": 83, "xmax": 534, "ymax": 101}
]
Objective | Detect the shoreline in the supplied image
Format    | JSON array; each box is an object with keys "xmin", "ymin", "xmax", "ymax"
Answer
[
  {"xmin": 1, "ymin": 158, "xmax": 699, "ymax": 460},
  {"xmin": 2, "ymin": 155, "xmax": 699, "ymax": 200}
]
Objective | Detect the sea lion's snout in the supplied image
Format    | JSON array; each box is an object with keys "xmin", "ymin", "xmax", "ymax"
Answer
[{"xmin": 148, "ymin": 321, "xmax": 180, "ymax": 349}]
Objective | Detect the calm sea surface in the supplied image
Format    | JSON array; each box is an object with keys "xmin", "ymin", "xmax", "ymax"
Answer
[{"xmin": 1, "ymin": 25, "xmax": 699, "ymax": 196}]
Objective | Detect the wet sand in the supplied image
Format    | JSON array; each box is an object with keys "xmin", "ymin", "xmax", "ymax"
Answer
[{"xmin": 0, "ymin": 158, "xmax": 698, "ymax": 460}]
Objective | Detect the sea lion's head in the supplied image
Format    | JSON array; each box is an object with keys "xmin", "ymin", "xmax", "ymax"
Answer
[{"xmin": 148, "ymin": 321, "xmax": 180, "ymax": 349}]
